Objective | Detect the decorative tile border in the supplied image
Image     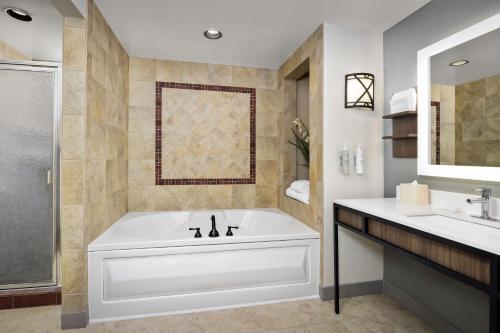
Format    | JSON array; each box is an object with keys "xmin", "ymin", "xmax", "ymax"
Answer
[
  {"xmin": 155, "ymin": 82, "xmax": 256, "ymax": 185},
  {"xmin": 431, "ymin": 101, "xmax": 441, "ymax": 165},
  {"xmin": 0, "ymin": 286, "xmax": 61, "ymax": 309}
]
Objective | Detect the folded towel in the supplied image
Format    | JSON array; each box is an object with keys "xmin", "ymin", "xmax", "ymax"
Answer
[
  {"xmin": 290, "ymin": 180, "xmax": 309, "ymax": 194},
  {"xmin": 390, "ymin": 88, "xmax": 417, "ymax": 114},
  {"xmin": 286, "ymin": 187, "xmax": 310, "ymax": 204}
]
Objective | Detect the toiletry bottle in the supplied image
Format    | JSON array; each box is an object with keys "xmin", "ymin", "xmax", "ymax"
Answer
[
  {"xmin": 354, "ymin": 144, "xmax": 364, "ymax": 175},
  {"xmin": 340, "ymin": 143, "xmax": 350, "ymax": 176}
]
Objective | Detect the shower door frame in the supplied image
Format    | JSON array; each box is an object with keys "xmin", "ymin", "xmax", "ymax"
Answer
[{"xmin": 0, "ymin": 60, "xmax": 62, "ymax": 290}]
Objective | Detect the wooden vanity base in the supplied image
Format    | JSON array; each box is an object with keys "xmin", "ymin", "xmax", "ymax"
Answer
[{"xmin": 334, "ymin": 204, "xmax": 500, "ymax": 333}]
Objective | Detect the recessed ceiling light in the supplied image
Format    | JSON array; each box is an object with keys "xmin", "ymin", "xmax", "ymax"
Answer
[
  {"xmin": 4, "ymin": 7, "xmax": 32, "ymax": 22},
  {"xmin": 450, "ymin": 60, "xmax": 469, "ymax": 67},
  {"xmin": 203, "ymin": 29, "xmax": 222, "ymax": 40}
]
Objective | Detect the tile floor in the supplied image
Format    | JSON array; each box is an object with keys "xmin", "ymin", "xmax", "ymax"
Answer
[{"xmin": 0, "ymin": 294, "xmax": 434, "ymax": 333}]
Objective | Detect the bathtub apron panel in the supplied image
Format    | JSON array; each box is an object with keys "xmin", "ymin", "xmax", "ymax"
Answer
[{"xmin": 88, "ymin": 208, "xmax": 320, "ymax": 322}]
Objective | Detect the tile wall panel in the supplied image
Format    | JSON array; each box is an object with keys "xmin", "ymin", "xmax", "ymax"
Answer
[
  {"xmin": 60, "ymin": 0, "xmax": 129, "ymax": 315},
  {"xmin": 128, "ymin": 59, "xmax": 279, "ymax": 210}
]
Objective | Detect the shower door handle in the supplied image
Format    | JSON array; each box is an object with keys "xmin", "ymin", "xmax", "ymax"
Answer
[{"xmin": 47, "ymin": 169, "xmax": 52, "ymax": 185}]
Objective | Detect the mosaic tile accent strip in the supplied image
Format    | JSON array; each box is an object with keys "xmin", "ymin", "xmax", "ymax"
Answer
[
  {"xmin": 155, "ymin": 82, "xmax": 256, "ymax": 185},
  {"xmin": 432, "ymin": 101, "xmax": 441, "ymax": 165}
]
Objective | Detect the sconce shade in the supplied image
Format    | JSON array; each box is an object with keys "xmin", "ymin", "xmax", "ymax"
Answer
[{"xmin": 345, "ymin": 73, "xmax": 375, "ymax": 110}]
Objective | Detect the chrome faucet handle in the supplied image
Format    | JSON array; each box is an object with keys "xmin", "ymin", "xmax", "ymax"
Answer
[{"xmin": 473, "ymin": 188, "xmax": 491, "ymax": 198}]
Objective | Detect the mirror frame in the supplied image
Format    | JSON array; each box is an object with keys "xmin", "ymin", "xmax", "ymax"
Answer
[{"xmin": 417, "ymin": 13, "xmax": 500, "ymax": 182}]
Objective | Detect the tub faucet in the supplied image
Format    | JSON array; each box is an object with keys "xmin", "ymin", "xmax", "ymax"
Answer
[
  {"xmin": 209, "ymin": 215, "xmax": 219, "ymax": 237},
  {"xmin": 466, "ymin": 188, "xmax": 500, "ymax": 222}
]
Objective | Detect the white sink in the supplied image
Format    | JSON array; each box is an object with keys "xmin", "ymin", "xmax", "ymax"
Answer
[{"xmin": 405, "ymin": 211, "xmax": 500, "ymax": 230}]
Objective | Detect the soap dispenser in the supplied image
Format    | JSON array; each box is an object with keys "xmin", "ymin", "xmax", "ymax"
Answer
[{"xmin": 354, "ymin": 144, "xmax": 364, "ymax": 175}]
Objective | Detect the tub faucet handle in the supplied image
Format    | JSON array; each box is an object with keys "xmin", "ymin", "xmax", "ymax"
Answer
[
  {"xmin": 189, "ymin": 227, "xmax": 202, "ymax": 238},
  {"xmin": 209, "ymin": 215, "xmax": 219, "ymax": 238},
  {"xmin": 226, "ymin": 226, "xmax": 239, "ymax": 236}
]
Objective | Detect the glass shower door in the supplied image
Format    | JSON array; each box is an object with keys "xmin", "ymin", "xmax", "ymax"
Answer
[{"xmin": 0, "ymin": 63, "xmax": 59, "ymax": 288}]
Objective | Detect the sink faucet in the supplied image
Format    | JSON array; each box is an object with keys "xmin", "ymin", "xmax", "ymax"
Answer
[{"xmin": 466, "ymin": 188, "xmax": 499, "ymax": 221}]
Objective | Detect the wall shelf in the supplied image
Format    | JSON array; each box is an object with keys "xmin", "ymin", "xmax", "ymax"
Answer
[
  {"xmin": 382, "ymin": 134, "xmax": 417, "ymax": 140},
  {"xmin": 382, "ymin": 111, "xmax": 417, "ymax": 119},
  {"xmin": 383, "ymin": 110, "xmax": 417, "ymax": 158}
]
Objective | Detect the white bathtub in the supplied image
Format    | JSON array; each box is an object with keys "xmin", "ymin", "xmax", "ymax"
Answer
[{"xmin": 88, "ymin": 208, "xmax": 320, "ymax": 322}]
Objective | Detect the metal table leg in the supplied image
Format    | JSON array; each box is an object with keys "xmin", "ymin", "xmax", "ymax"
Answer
[{"xmin": 334, "ymin": 221, "xmax": 339, "ymax": 314}]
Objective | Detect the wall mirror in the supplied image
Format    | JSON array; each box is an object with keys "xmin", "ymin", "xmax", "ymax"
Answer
[{"xmin": 418, "ymin": 13, "xmax": 500, "ymax": 181}]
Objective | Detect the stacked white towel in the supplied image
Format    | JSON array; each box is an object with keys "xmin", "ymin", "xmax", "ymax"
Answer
[
  {"xmin": 286, "ymin": 180, "xmax": 310, "ymax": 204},
  {"xmin": 389, "ymin": 88, "xmax": 417, "ymax": 114}
]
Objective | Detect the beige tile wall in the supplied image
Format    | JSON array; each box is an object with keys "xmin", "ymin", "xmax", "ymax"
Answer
[
  {"xmin": 455, "ymin": 75, "xmax": 500, "ymax": 166},
  {"xmin": 278, "ymin": 27, "xmax": 323, "ymax": 231},
  {"xmin": 431, "ymin": 84, "xmax": 456, "ymax": 165},
  {"xmin": 0, "ymin": 40, "xmax": 30, "ymax": 60},
  {"xmin": 85, "ymin": 0, "xmax": 128, "ymax": 243},
  {"xmin": 128, "ymin": 58, "xmax": 279, "ymax": 211},
  {"xmin": 60, "ymin": 0, "xmax": 129, "ymax": 315},
  {"xmin": 431, "ymin": 76, "xmax": 500, "ymax": 167},
  {"xmin": 278, "ymin": 26, "xmax": 324, "ymax": 282},
  {"xmin": 61, "ymin": 16, "xmax": 87, "ymax": 315}
]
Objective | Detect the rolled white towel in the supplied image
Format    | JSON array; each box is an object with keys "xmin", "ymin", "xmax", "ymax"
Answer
[
  {"xmin": 290, "ymin": 180, "xmax": 309, "ymax": 194},
  {"xmin": 286, "ymin": 187, "xmax": 310, "ymax": 205}
]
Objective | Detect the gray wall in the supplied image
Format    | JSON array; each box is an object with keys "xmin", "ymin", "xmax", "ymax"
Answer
[
  {"xmin": 384, "ymin": 0, "xmax": 500, "ymax": 197},
  {"xmin": 383, "ymin": 0, "xmax": 500, "ymax": 331},
  {"xmin": 384, "ymin": 250, "xmax": 489, "ymax": 333}
]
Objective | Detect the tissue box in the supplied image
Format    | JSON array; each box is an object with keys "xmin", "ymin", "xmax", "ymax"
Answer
[{"xmin": 400, "ymin": 183, "xmax": 429, "ymax": 206}]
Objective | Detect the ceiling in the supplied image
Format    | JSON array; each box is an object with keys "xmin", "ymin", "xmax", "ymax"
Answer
[
  {"xmin": 95, "ymin": 0, "xmax": 430, "ymax": 69},
  {"xmin": 431, "ymin": 27, "xmax": 500, "ymax": 86},
  {"xmin": 0, "ymin": 0, "xmax": 62, "ymax": 61}
]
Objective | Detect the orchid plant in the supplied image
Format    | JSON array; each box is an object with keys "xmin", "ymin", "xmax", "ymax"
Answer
[{"xmin": 288, "ymin": 118, "xmax": 310, "ymax": 167}]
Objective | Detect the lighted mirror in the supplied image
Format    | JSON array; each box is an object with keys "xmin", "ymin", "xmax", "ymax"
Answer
[{"xmin": 417, "ymin": 13, "xmax": 500, "ymax": 181}]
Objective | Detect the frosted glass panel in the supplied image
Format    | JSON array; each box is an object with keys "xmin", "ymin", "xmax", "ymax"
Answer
[{"xmin": 0, "ymin": 68, "xmax": 55, "ymax": 286}]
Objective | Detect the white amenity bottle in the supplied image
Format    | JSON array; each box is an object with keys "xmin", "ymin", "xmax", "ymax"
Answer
[
  {"xmin": 340, "ymin": 143, "xmax": 350, "ymax": 176},
  {"xmin": 354, "ymin": 144, "xmax": 364, "ymax": 175}
]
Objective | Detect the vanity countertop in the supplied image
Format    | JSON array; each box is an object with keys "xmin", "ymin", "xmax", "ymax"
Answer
[{"xmin": 334, "ymin": 198, "xmax": 500, "ymax": 256}]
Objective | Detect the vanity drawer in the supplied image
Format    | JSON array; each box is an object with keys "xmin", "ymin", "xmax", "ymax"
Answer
[
  {"xmin": 337, "ymin": 209, "xmax": 364, "ymax": 231},
  {"xmin": 367, "ymin": 219, "xmax": 490, "ymax": 285}
]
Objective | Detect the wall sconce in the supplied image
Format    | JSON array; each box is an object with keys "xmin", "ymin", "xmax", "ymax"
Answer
[{"xmin": 345, "ymin": 73, "xmax": 375, "ymax": 110}]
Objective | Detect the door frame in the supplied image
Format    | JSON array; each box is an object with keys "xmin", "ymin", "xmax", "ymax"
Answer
[{"xmin": 0, "ymin": 60, "xmax": 62, "ymax": 289}]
